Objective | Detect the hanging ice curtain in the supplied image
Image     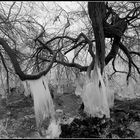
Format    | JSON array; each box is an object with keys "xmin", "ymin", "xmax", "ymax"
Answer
[
  {"xmin": 80, "ymin": 62, "xmax": 110, "ymax": 118},
  {"xmin": 22, "ymin": 75, "xmax": 55, "ymax": 128}
]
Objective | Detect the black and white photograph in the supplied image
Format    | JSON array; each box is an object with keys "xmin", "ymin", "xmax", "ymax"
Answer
[{"xmin": 0, "ymin": 1, "xmax": 140, "ymax": 139}]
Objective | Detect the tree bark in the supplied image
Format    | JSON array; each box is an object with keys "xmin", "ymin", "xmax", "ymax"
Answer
[
  {"xmin": 88, "ymin": 2, "xmax": 106, "ymax": 74},
  {"xmin": 105, "ymin": 37, "xmax": 120, "ymax": 65}
]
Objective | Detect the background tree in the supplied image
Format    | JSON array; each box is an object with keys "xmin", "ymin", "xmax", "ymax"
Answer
[{"xmin": 0, "ymin": 1, "xmax": 139, "ymax": 98}]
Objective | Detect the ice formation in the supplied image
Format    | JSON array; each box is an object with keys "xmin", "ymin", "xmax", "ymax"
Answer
[
  {"xmin": 22, "ymin": 80, "xmax": 31, "ymax": 97},
  {"xmin": 103, "ymin": 72, "xmax": 114, "ymax": 108},
  {"xmin": 75, "ymin": 75, "xmax": 85, "ymax": 96},
  {"xmin": 80, "ymin": 61, "xmax": 110, "ymax": 118},
  {"xmin": 45, "ymin": 119, "xmax": 61, "ymax": 139},
  {"xmin": 22, "ymin": 76, "xmax": 55, "ymax": 128}
]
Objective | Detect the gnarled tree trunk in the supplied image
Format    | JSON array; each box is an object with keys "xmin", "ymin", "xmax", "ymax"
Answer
[{"xmin": 88, "ymin": 2, "xmax": 106, "ymax": 74}]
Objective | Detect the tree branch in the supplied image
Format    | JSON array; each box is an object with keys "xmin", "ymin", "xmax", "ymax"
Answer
[
  {"xmin": 119, "ymin": 42, "xmax": 132, "ymax": 82},
  {"xmin": 39, "ymin": 56, "xmax": 89, "ymax": 72},
  {"xmin": 105, "ymin": 37, "xmax": 120, "ymax": 65},
  {"xmin": 130, "ymin": 51, "xmax": 140, "ymax": 57},
  {"xmin": 0, "ymin": 38, "xmax": 59, "ymax": 81}
]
